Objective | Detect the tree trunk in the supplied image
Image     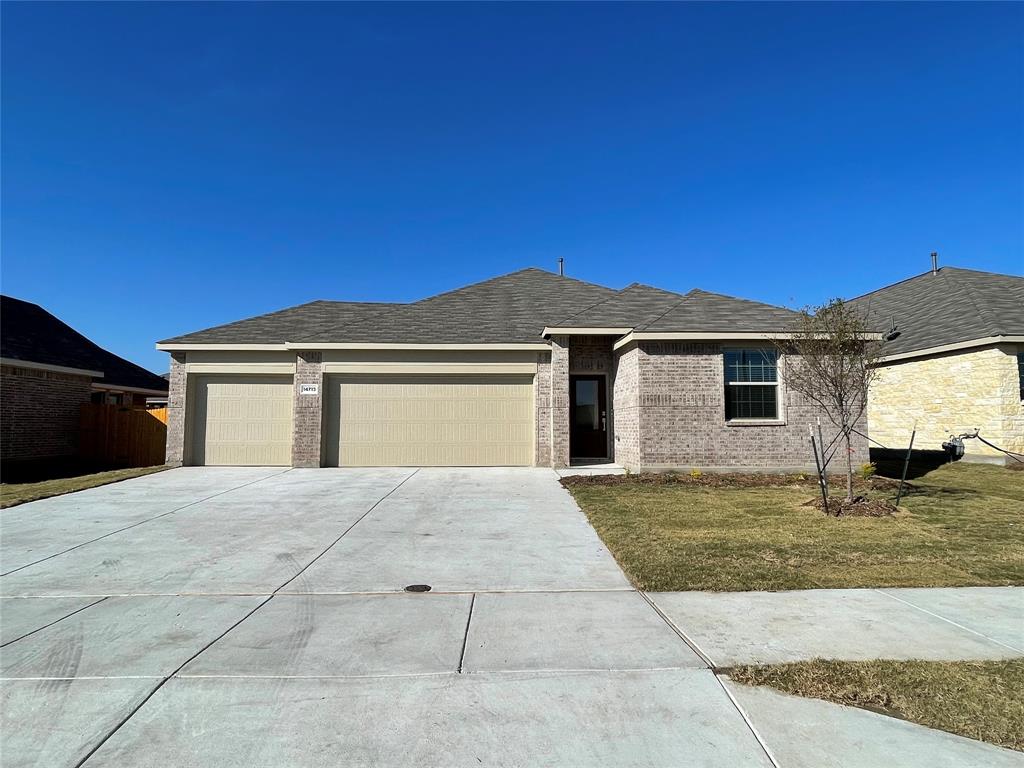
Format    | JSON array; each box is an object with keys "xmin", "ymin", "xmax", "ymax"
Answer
[{"xmin": 844, "ymin": 429, "xmax": 854, "ymax": 502}]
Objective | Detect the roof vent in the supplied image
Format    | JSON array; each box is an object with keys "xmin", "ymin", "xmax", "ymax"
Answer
[
  {"xmin": 558, "ymin": 257, "xmax": 564, "ymax": 276},
  {"xmin": 931, "ymin": 251, "xmax": 938, "ymax": 275}
]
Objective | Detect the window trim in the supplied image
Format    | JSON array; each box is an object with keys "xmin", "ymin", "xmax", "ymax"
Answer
[
  {"xmin": 722, "ymin": 347, "xmax": 786, "ymax": 424},
  {"xmin": 1017, "ymin": 351, "xmax": 1023, "ymax": 403}
]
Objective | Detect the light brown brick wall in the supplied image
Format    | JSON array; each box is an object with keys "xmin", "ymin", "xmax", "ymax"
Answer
[
  {"xmin": 0, "ymin": 364, "xmax": 94, "ymax": 462},
  {"xmin": 534, "ymin": 350, "xmax": 552, "ymax": 466},
  {"xmin": 612, "ymin": 345, "xmax": 641, "ymax": 469},
  {"xmin": 292, "ymin": 352, "xmax": 324, "ymax": 467},
  {"xmin": 549, "ymin": 336, "xmax": 570, "ymax": 468},
  {"xmin": 164, "ymin": 352, "xmax": 188, "ymax": 465},
  {"xmin": 635, "ymin": 341, "xmax": 868, "ymax": 470},
  {"xmin": 869, "ymin": 344, "xmax": 1023, "ymax": 461}
]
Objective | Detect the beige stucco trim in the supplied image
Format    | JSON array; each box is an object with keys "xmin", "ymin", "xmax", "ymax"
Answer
[
  {"xmin": 156, "ymin": 343, "xmax": 289, "ymax": 351},
  {"xmin": 542, "ymin": 327, "xmax": 633, "ymax": 337},
  {"xmin": 185, "ymin": 363, "xmax": 297, "ymax": 375},
  {"xmin": 322, "ymin": 362, "xmax": 537, "ymax": 375},
  {"xmin": 875, "ymin": 336, "xmax": 1024, "ymax": 364},
  {"xmin": 287, "ymin": 342, "xmax": 549, "ymax": 351},
  {"xmin": 0, "ymin": 357, "xmax": 104, "ymax": 378}
]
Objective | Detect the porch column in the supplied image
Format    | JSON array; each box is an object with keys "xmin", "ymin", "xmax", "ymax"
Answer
[
  {"xmin": 549, "ymin": 335, "xmax": 571, "ymax": 468},
  {"xmin": 291, "ymin": 351, "xmax": 324, "ymax": 468}
]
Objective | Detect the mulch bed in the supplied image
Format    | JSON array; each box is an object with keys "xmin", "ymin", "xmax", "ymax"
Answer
[
  {"xmin": 561, "ymin": 471, "xmax": 908, "ymax": 493},
  {"xmin": 802, "ymin": 495, "xmax": 898, "ymax": 517}
]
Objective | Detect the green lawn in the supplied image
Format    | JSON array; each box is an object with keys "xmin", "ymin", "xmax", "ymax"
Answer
[
  {"xmin": 0, "ymin": 465, "xmax": 168, "ymax": 508},
  {"xmin": 727, "ymin": 659, "xmax": 1024, "ymax": 751},
  {"xmin": 563, "ymin": 463, "xmax": 1024, "ymax": 591}
]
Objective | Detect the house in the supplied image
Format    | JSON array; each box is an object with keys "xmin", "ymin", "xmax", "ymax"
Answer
[
  {"xmin": 1, "ymin": 295, "xmax": 170, "ymax": 471},
  {"xmin": 850, "ymin": 262, "xmax": 1024, "ymax": 464},
  {"xmin": 156, "ymin": 268, "xmax": 869, "ymax": 471}
]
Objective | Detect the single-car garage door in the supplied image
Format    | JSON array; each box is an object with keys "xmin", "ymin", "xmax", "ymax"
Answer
[
  {"xmin": 324, "ymin": 374, "xmax": 534, "ymax": 466},
  {"xmin": 189, "ymin": 375, "xmax": 293, "ymax": 466}
]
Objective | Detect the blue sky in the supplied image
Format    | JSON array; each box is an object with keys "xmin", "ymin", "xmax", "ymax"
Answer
[{"xmin": 2, "ymin": 2, "xmax": 1022, "ymax": 373}]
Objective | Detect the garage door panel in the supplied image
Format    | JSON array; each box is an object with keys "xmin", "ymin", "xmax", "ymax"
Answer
[
  {"xmin": 190, "ymin": 375, "xmax": 293, "ymax": 466},
  {"xmin": 325, "ymin": 375, "xmax": 534, "ymax": 467}
]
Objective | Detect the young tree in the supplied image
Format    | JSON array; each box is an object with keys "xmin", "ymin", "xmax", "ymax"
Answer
[{"xmin": 775, "ymin": 299, "xmax": 881, "ymax": 505}]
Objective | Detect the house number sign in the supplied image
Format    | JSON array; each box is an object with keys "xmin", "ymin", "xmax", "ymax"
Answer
[{"xmin": 300, "ymin": 384, "xmax": 319, "ymax": 395}]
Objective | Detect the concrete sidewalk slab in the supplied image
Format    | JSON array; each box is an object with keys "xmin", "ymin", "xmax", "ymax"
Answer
[
  {"xmin": 649, "ymin": 589, "xmax": 1020, "ymax": 666},
  {"xmin": 722, "ymin": 678, "xmax": 1024, "ymax": 768},
  {"xmin": 0, "ymin": 677, "xmax": 156, "ymax": 768},
  {"xmin": 182, "ymin": 593, "xmax": 471, "ymax": 677},
  {"xmin": 464, "ymin": 591, "xmax": 706, "ymax": 672},
  {"xmin": 881, "ymin": 587, "xmax": 1024, "ymax": 653},
  {"xmin": 0, "ymin": 597, "xmax": 102, "ymax": 646},
  {"xmin": 0, "ymin": 596, "xmax": 262, "ymax": 678},
  {"xmin": 84, "ymin": 670, "xmax": 774, "ymax": 767}
]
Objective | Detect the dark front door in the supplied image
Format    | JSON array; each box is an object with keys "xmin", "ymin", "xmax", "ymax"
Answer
[{"xmin": 570, "ymin": 375, "xmax": 608, "ymax": 460}]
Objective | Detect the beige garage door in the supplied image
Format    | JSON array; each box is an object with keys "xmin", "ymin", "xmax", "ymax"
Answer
[
  {"xmin": 189, "ymin": 375, "xmax": 293, "ymax": 466},
  {"xmin": 324, "ymin": 375, "xmax": 534, "ymax": 466}
]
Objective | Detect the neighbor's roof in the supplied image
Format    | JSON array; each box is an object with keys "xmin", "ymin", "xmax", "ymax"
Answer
[
  {"xmin": 158, "ymin": 268, "xmax": 807, "ymax": 346},
  {"xmin": 848, "ymin": 267, "xmax": 1024, "ymax": 357},
  {"xmin": 1, "ymin": 296, "xmax": 169, "ymax": 392}
]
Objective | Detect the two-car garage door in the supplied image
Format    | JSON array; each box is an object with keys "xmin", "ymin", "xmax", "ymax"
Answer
[
  {"xmin": 188, "ymin": 373, "xmax": 534, "ymax": 467},
  {"xmin": 324, "ymin": 375, "xmax": 534, "ymax": 467}
]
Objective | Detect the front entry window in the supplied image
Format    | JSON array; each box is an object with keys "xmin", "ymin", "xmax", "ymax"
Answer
[{"xmin": 574, "ymin": 379, "xmax": 599, "ymax": 429}]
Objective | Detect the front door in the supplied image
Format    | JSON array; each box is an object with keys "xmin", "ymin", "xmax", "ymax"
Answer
[{"xmin": 570, "ymin": 375, "xmax": 608, "ymax": 460}]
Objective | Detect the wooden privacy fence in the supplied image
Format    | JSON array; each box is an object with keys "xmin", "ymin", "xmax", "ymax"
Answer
[{"xmin": 79, "ymin": 404, "xmax": 167, "ymax": 468}]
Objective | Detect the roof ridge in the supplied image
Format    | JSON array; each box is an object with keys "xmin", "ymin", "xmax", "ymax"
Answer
[{"xmin": 634, "ymin": 290, "xmax": 696, "ymax": 331}]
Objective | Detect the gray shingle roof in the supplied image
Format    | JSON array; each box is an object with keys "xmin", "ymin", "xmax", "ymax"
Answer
[
  {"xmin": 554, "ymin": 283, "xmax": 686, "ymax": 328},
  {"xmin": 159, "ymin": 301, "xmax": 400, "ymax": 344},
  {"xmin": 159, "ymin": 268, "xmax": 814, "ymax": 345},
  {"xmin": 847, "ymin": 267, "xmax": 1024, "ymax": 357},
  {"xmin": 639, "ymin": 289, "xmax": 803, "ymax": 332},
  {"xmin": 296, "ymin": 268, "xmax": 617, "ymax": 344}
]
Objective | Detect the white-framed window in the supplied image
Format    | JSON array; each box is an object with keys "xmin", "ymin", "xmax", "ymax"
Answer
[{"xmin": 724, "ymin": 348, "xmax": 779, "ymax": 420}]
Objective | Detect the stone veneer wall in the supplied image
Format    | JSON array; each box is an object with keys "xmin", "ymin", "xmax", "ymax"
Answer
[
  {"xmin": 631, "ymin": 341, "xmax": 868, "ymax": 470},
  {"xmin": 868, "ymin": 344, "xmax": 1023, "ymax": 462},
  {"xmin": 165, "ymin": 352, "xmax": 188, "ymax": 465},
  {"xmin": 292, "ymin": 351, "xmax": 324, "ymax": 468},
  {"xmin": 0, "ymin": 364, "xmax": 93, "ymax": 462}
]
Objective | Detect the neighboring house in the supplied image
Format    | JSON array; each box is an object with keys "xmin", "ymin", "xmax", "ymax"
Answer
[
  {"xmin": 850, "ymin": 263, "xmax": 1024, "ymax": 464},
  {"xmin": 1, "ymin": 296, "xmax": 169, "ymax": 468},
  {"xmin": 157, "ymin": 269, "xmax": 868, "ymax": 471}
]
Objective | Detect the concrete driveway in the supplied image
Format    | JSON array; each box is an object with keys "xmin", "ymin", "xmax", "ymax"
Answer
[{"xmin": 1, "ymin": 468, "xmax": 1020, "ymax": 767}]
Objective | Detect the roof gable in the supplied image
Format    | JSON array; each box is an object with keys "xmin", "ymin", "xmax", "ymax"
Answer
[{"xmin": 640, "ymin": 288, "xmax": 802, "ymax": 332}]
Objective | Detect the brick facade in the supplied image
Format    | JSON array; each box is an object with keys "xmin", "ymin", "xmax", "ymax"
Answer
[
  {"xmin": 165, "ymin": 352, "xmax": 188, "ymax": 466},
  {"xmin": 291, "ymin": 351, "xmax": 324, "ymax": 467},
  {"xmin": 161, "ymin": 337, "xmax": 869, "ymax": 472},
  {"xmin": 0, "ymin": 364, "xmax": 94, "ymax": 462},
  {"xmin": 868, "ymin": 343, "xmax": 1023, "ymax": 463},
  {"xmin": 548, "ymin": 336, "xmax": 571, "ymax": 468}
]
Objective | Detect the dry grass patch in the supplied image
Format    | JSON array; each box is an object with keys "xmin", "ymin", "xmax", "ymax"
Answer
[
  {"xmin": 727, "ymin": 658, "xmax": 1024, "ymax": 751},
  {"xmin": 563, "ymin": 463, "xmax": 1024, "ymax": 591},
  {"xmin": 1, "ymin": 466, "xmax": 168, "ymax": 508}
]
